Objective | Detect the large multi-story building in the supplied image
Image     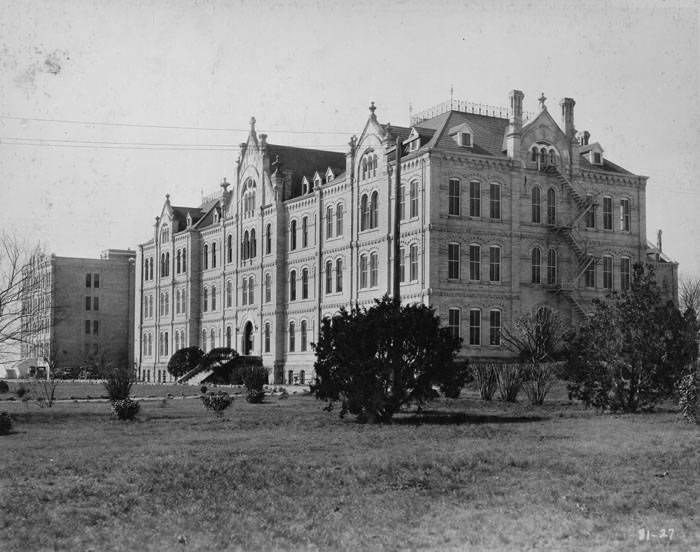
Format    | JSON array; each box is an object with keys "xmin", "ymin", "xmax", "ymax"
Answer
[
  {"xmin": 135, "ymin": 90, "xmax": 677, "ymax": 385},
  {"xmin": 20, "ymin": 249, "xmax": 136, "ymax": 376}
]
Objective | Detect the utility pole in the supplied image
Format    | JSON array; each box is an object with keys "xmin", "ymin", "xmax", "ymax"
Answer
[{"xmin": 392, "ymin": 136, "xmax": 401, "ymax": 303}]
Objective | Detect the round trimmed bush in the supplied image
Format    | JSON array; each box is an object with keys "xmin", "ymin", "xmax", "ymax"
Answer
[
  {"xmin": 111, "ymin": 398, "xmax": 140, "ymax": 421},
  {"xmin": 201, "ymin": 391, "xmax": 233, "ymax": 414}
]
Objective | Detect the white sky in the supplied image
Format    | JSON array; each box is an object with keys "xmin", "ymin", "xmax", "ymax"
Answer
[{"xmin": 1, "ymin": 0, "xmax": 699, "ymax": 274}]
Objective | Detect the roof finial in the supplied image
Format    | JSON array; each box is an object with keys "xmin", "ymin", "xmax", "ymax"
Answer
[
  {"xmin": 220, "ymin": 177, "xmax": 229, "ymax": 191},
  {"xmin": 369, "ymin": 101, "xmax": 376, "ymax": 116},
  {"xmin": 250, "ymin": 116, "xmax": 256, "ymax": 132},
  {"xmin": 538, "ymin": 92, "xmax": 547, "ymax": 111},
  {"xmin": 165, "ymin": 193, "xmax": 170, "ymax": 202}
]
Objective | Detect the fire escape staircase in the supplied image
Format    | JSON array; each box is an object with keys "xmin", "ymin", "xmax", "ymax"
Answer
[{"xmin": 541, "ymin": 166, "xmax": 597, "ymax": 318}]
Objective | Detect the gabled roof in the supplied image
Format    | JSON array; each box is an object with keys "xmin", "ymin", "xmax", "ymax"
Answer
[
  {"xmin": 267, "ymin": 144, "xmax": 345, "ymax": 197},
  {"xmin": 170, "ymin": 205, "xmax": 203, "ymax": 232},
  {"xmin": 419, "ymin": 110, "xmax": 509, "ymax": 157},
  {"xmin": 579, "ymin": 155, "xmax": 632, "ymax": 175}
]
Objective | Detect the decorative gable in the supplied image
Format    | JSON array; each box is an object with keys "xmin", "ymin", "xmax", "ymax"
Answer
[
  {"xmin": 447, "ymin": 122, "xmax": 474, "ymax": 148},
  {"xmin": 403, "ymin": 127, "xmax": 422, "ymax": 152},
  {"xmin": 325, "ymin": 167, "xmax": 335, "ymax": 182}
]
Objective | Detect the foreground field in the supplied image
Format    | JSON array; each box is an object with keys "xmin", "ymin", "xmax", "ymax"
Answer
[{"xmin": 1, "ymin": 389, "xmax": 698, "ymax": 551}]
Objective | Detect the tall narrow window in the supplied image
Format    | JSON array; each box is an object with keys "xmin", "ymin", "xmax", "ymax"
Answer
[
  {"xmin": 289, "ymin": 322, "xmax": 295, "ymax": 352},
  {"xmin": 227, "ymin": 235, "xmax": 232, "ymax": 263},
  {"xmin": 93, "ymin": 297, "xmax": 99, "ymax": 311},
  {"xmin": 370, "ymin": 191, "xmax": 379, "ymax": 228},
  {"xmin": 264, "ymin": 323, "xmax": 270, "ymax": 353},
  {"xmin": 85, "ymin": 320, "xmax": 90, "ymax": 335},
  {"xmin": 359, "ymin": 254, "xmax": 368, "ymax": 289},
  {"xmin": 336, "ymin": 258, "xmax": 343, "ymax": 292},
  {"xmin": 226, "ymin": 280, "xmax": 232, "ymax": 307},
  {"xmin": 489, "ymin": 310, "xmax": 501, "ymax": 345},
  {"xmin": 289, "ymin": 270, "xmax": 297, "ymax": 301},
  {"xmin": 326, "ymin": 207, "xmax": 333, "ymax": 239},
  {"xmin": 448, "ymin": 308, "xmax": 460, "ymax": 339},
  {"xmin": 264, "ymin": 273, "xmax": 271, "ymax": 303},
  {"xmin": 360, "ymin": 194, "xmax": 369, "ymax": 230},
  {"xmin": 620, "ymin": 199, "xmax": 630, "ymax": 231},
  {"xmin": 302, "ymin": 217, "xmax": 309, "ymax": 248},
  {"xmin": 300, "ymin": 320, "xmax": 308, "ymax": 352},
  {"xmin": 603, "ymin": 255, "xmax": 613, "ymax": 289},
  {"xmin": 469, "ymin": 309, "xmax": 481, "ymax": 345},
  {"xmin": 469, "ymin": 244, "xmax": 480, "ymax": 281},
  {"xmin": 399, "ymin": 185, "xmax": 406, "ymax": 220},
  {"xmin": 209, "ymin": 329, "xmax": 214, "ymax": 350},
  {"xmin": 250, "ymin": 229, "xmax": 256, "ymax": 258},
  {"xmin": 85, "ymin": 296, "xmax": 91, "ymax": 311},
  {"xmin": 585, "ymin": 194, "xmax": 595, "ymax": 228},
  {"xmin": 399, "ymin": 247, "xmax": 406, "ymax": 283},
  {"xmin": 603, "ymin": 197, "xmax": 613, "ymax": 230},
  {"xmin": 203, "ymin": 245, "xmax": 208, "ymax": 269},
  {"xmin": 248, "ymin": 277, "xmax": 254, "ymax": 305},
  {"xmin": 325, "ymin": 260, "xmax": 333, "ymax": 294},
  {"xmin": 182, "ymin": 249, "xmax": 186, "ymax": 273},
  {"xmin": 546, "ymin": 188, "xmax": 556, "ymax": 225},
  {"xmin": 226, "ymin": 326, "xmax": 232, "ymax": 349},
  {"xmin": 448, "ymin": 178, "xmax": 460, "ymax": 216},
  {"xmin": 175, "ymin": 290, "xmax": 180, "ymax": 314},
  {"xmin": 532, "ymin": 187, "xmax": 541, "ymax": 223},
  {"xmin": 86, "ymin": 273, "xmax": 91, "ymax": 288},
  {"xmin": 370, "ymin": 252, "xmax": 378, "ymax": 287},
  {"xmin": 409, "ymin": 181, "xmax": 418, "ymax": 218},
  {"xmin": 336, "ymin": 204, "xmax": 343, "ymax": 236},
  {"xmin": 531, "ymin": 248, "xmax": 541, "ymax": 284},
  {"xmin": 212, "ymin": 242, "xmax": 217, "ymax": 268},
  {"xmin": 203, "ymin": 287, "xmax": 208, "ymax": 312},
  {"xmin": 202, "ymin": 329, "xmax": 207, "ymax": 351},
  {"xmin": 448, "ymin": 243, "xmax": 460, "ymax": 280},
  {"xmin": 490, "ymin": 183, "xmax": 501, "ymax": 219},
  {"xmin": 302, "ymin": 268, "xmax": 309, "ymax": 299},
  {"xmin": 469, "ymin": 181, "xmax": 481, "ymax": 217},
  {"xmin": 620, "ymin": 257, "xmax": 631, "ymax": 291},
  {"xmin": 93, "ymin": 320, "xmax": 99, "ymax": 336},
  {"xmin": 241, "ymin": 278, "xmax": 247, "ymax": 306},
  {"xmin": 547, "ymin": 249, "xmax": 557, "ymax": 285},
  {"xmin": 584, "ymin": 256, "xmax": 595, "ymax": 288},
  {"xmin": 290, "ymin": 220, "xmax": 297, "ymax": 250},
  {"xmin": 409, "ymin": 245, "xmax": 418, "ymax": 281},
  {"xmin": 176, "ymin": 250, "xmax": 181, "ymax": 273},
  {"xmin": 489, "ymin": 246, "xmax": 501, "ymax": 282},
  {"xmin": 266, "ymin": 223, "xmax": 272, "ymax": 254},
  {"xmin": 94, "ymin": 273, "xmax": 100, "ymax": 287},
  {"xmin": 211, "ymin": 286, "xmax": 216, "ymax": 310}
]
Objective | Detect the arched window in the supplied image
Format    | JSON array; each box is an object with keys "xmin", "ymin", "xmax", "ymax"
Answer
[
  {"xmin": 300, "ymin": 370, "xmax": 306, "ymax": 385},
  {"xmin": 243, "ymin": 230, "xmax": 250, "ymax": 260},
  {"xmin": 210, "ymin": 328, "xmax": 215, "ymax": 349},
  {"xmin": 532, "ymin": 187, "xmax": 541, "ymax": 223},
  {"xmin": 203, "ymin": 244, "xmax": 209, "ymax": 269},
  {"xmin": 175, "ymin": 289, "xmax": 181, "ymax": 314},
  {"xmin": 302, "ymin": 217, "xmax": 308, "ymax": 248},
  {"xmin": 549, "ymin": 149, "xmax": 556, "ymax": 165},
  {"xmin": 248, "ymin": 276, "xmax": 254, "ymax": 305},
  {"xmin": 176, "ymin": 250, "xmax": 181, "ymax": 273},
  {"xmin": 362, "ymin": 158, "xmax": 367, "ymax": 180},
  {"xmin": 203, "ymin": 287, "xmax": 208, "ymax": 312},
  {"xmin": 359, "ymin": 254, "xmax": 368, "ymax": 289},
  {"xmin": 370, "ymin": 252, "xmax": 378, "ymax": 287},
  {"xmin": 300, "ymin": 320, "xmax": 308, "ymax": 351},
  {"xmin": 370, "ymin": 191, "xmax": 379, "ymax": 228},
  {"xmin": 264, "ymin": 322, "xmax": 271, "ymax": 353},
  {"xmin": 326, "ymin": 206, "xmax": 333, "ymax": 239},
  {"xmin": 547, "ymin": 249, "xmax": 557, "ymax": 285},
  {"xmin": 336, "ymin": 258, "xmax": 343, "ymax": 292},
  {"xmin": 410, "ymin": 181, "xmax": 418, "ymax": 218},
  {"xmin": 181, "ymin": 249, "xmax": 186, "ymax": 273},
  {"xmin": 325, "ymin": 260, "xmax": 332, "ymax": 294},
  {"xmin": 250, "ymin": 229, "xmax": 256, "ymax": 258},
  {"xmin": 202, "ymin": 329, "xmax": 207, "ymax": 351},
  {"xmin": 372, "ymin": 154, "xmax": 378, "ymax": 177},
  {"xmin": 180, "ymin": 289, "xmax": 186, "ymax": 314},
  {"xmin": 546, "ymin": 188, "xmax": 556, "ymax": 225},
  {"xmin": 227, "ymin": 235, "xmax": 232, "ymax": 263},
  {"xmin": 242, "ymin": 278, "xmax": 248, "ymax": 306},
  {"xmin": 266, "ymin": 223, "xmax": 272, "ymax": 254},
  {"xmin": 290, "ymin": 220, "xmax": 297, "ymax": 250},
  {"xmin": 409, "ymin": 244, "xmax": 418, "ymax": 281},
  {"xmin": 160, "ymin": 254, "xmax": 165, "ymax": 277},
  {"xmin": 290, "ymin": 270, "xmax": 297, "ymax": 301},
  {"xmin": 175, "ymin": 331, "xmax": 180, "ymax": 351},
  {"xmin": 360, "ymin": 194, "xmax": 369, "ymax": 231},
  {"xmin": 289, "ymin": 322, "xmax": 296, "ymax": 352},
  {"xmin": 302, "ymin": 268, "xmax": 309, "ymax": 299},
  {"xmin": 539, "ymin": 147, "xmax": 547, "ymax": 166},
  {"xmin": 225, "ymin": 280, "xmax": 232, "ymax": 307},
  {"xmin": 531, "ymin": 247, "xmax": 542, "ymax": 284},
  {"xmin": 226, "ymin": 326, "xmax": 232, "ymax": 348},
  {"xmin": 336, "ymin": 203, "xmax": 343, "ymax": 236},
  {"xmin": 531, "ymin": 147, "xmax": 538, "ymax": 162},
  {"xmin": 211, "ymin": 285, "xmax": 216, "ymax": 310},
  {"xmin": 165, "ymin": 252, "xmax": 170, "ymax": 276},
  {"xmin": 211, "ymin": 242, "xmax": 217, "ymax": 268},
  {"xmin": 265, "ymin": 272, "xmax": 271, "ymax": 303},
  {"xmin": 399, "ymin": 184, "xmax": 406, "ymax": 220}
]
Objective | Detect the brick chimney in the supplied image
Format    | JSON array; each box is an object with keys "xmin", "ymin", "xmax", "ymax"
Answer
[
  {"xmin": 506, "ymin": 89, "xmax": 524, "ymax": 160},
  {"xmin": 560, "ymin": 97, "xmax": 576, "ymax": 137}
]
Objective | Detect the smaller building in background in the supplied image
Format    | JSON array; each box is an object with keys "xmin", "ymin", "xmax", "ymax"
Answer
[{"xmin": 20, "ymin": 249, "xmax": 136, "ymax": 377}]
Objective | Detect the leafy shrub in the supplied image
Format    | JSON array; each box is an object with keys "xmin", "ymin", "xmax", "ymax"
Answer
[
  {"xmin": 495, "ymin": 363, "xmax": 523, "ymax": 402},
  {"xmin": 15, "ymin": 385, "xmax": 27, "ymax": 399},
  {"xmin": 522, "ymin": 362, "xmax": 562, "ymax": 406},
  {"xmin": 201, "ymin": 391, "xmax": 233, "ymax": 414},
  {"xmin": 111, "ymin": 398, "xmax": 140, "ymax": 420},
  {"xmin": 472, "ymin": 363, "xmax": 497, "ymax": 401},
  {"xmin": 312, "ymin": 296, "xmax": 462, "ymax": 423},
  {"xmin": 200, "ymin": 385, "xmax": 208, "ymax": 394},
  {"xmin": 678, "ymin": 366, "xmax": 698, "ymax": 424},
  {"xmin": 0, "ymin": 381, "xmax": 9, "ymax": 394},
  {"xmin": 167, "ymin": 346, "xmax": 205, "ymax": 379},
  {"xmin": 242, "ymin": 365, "xmax": 268, "ymax": 403},
  {"xmin": 103, "ymin": 364, "xmax": 135, "ymax": 402},
  {"xmin": 440, "ymin": 360, "xmax": 470, "ymax": 399},
  {"xmin": 0, "ymin": 412, "xmax": 12, "ymax": 435}
]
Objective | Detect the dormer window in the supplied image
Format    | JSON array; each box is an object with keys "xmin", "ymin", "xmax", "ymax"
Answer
[
  {"xmin": 586, "ymin": 143, "xmax": 604, "ymax": 166},
  {"xmin": 458, "ymin": 132, "xmax": 471, "ymax": 147},
  {"xmin": 326, "ymin": 168, "xmax": 334, "ymax": 182},
  {"xmin": 593, "ymin": 152, "xmax": 602, "ymax": 164},
  {"xmin": 213, "ymin": 210, "xmax": 220, "ymax": 223},
  {"xmin": 302, "ymin": 177, "xmax": 310, "ymax": 195}
]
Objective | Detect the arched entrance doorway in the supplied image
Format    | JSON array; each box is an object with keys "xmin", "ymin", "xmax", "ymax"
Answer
[{"xmin": 242, "ymin": 321, "xmax": 254, "ymax": 355}]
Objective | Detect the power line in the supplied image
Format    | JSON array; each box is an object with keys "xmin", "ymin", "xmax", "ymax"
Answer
[{"xmin": 0, "ymin": 114, "xmax": 356, "ymax": 135}]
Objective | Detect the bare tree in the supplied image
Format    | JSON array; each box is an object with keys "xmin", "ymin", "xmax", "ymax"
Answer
[
  {"xmin": 679, "ymin": 275, "xmax": 700, "ymax": 317},
  {"xmin": 501, "ymin": 306, "xmax": 568, "ymax": 364},
  {"xmin": 0, "ymin": 231, "xmax": 53, "ymax": 367}
]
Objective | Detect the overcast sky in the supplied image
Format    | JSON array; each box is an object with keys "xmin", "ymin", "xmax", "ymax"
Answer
[{"xmin": 1, "ymin": 0, "xmax": 699, "ymax": 275}]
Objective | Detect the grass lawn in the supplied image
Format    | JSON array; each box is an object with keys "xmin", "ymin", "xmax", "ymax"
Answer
[{"xmin": 0, "ymin": 388, "xmax": 698, "ymax": 551}]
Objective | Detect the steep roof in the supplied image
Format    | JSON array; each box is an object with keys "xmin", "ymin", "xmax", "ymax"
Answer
[
  {"xmin": 579, "ymin": 155, "xmax": 632, "ymax": 175},
  {"xmin": 170, "ymin": 205, "xmax": 202, "ymax": 232},
  {"xmin": 414, "ymin": 110, "xmax": 509, "ymax": 157},
  {"xmin": 267, "ymin": 144, "xmax": 345, "ymax": 197}
]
